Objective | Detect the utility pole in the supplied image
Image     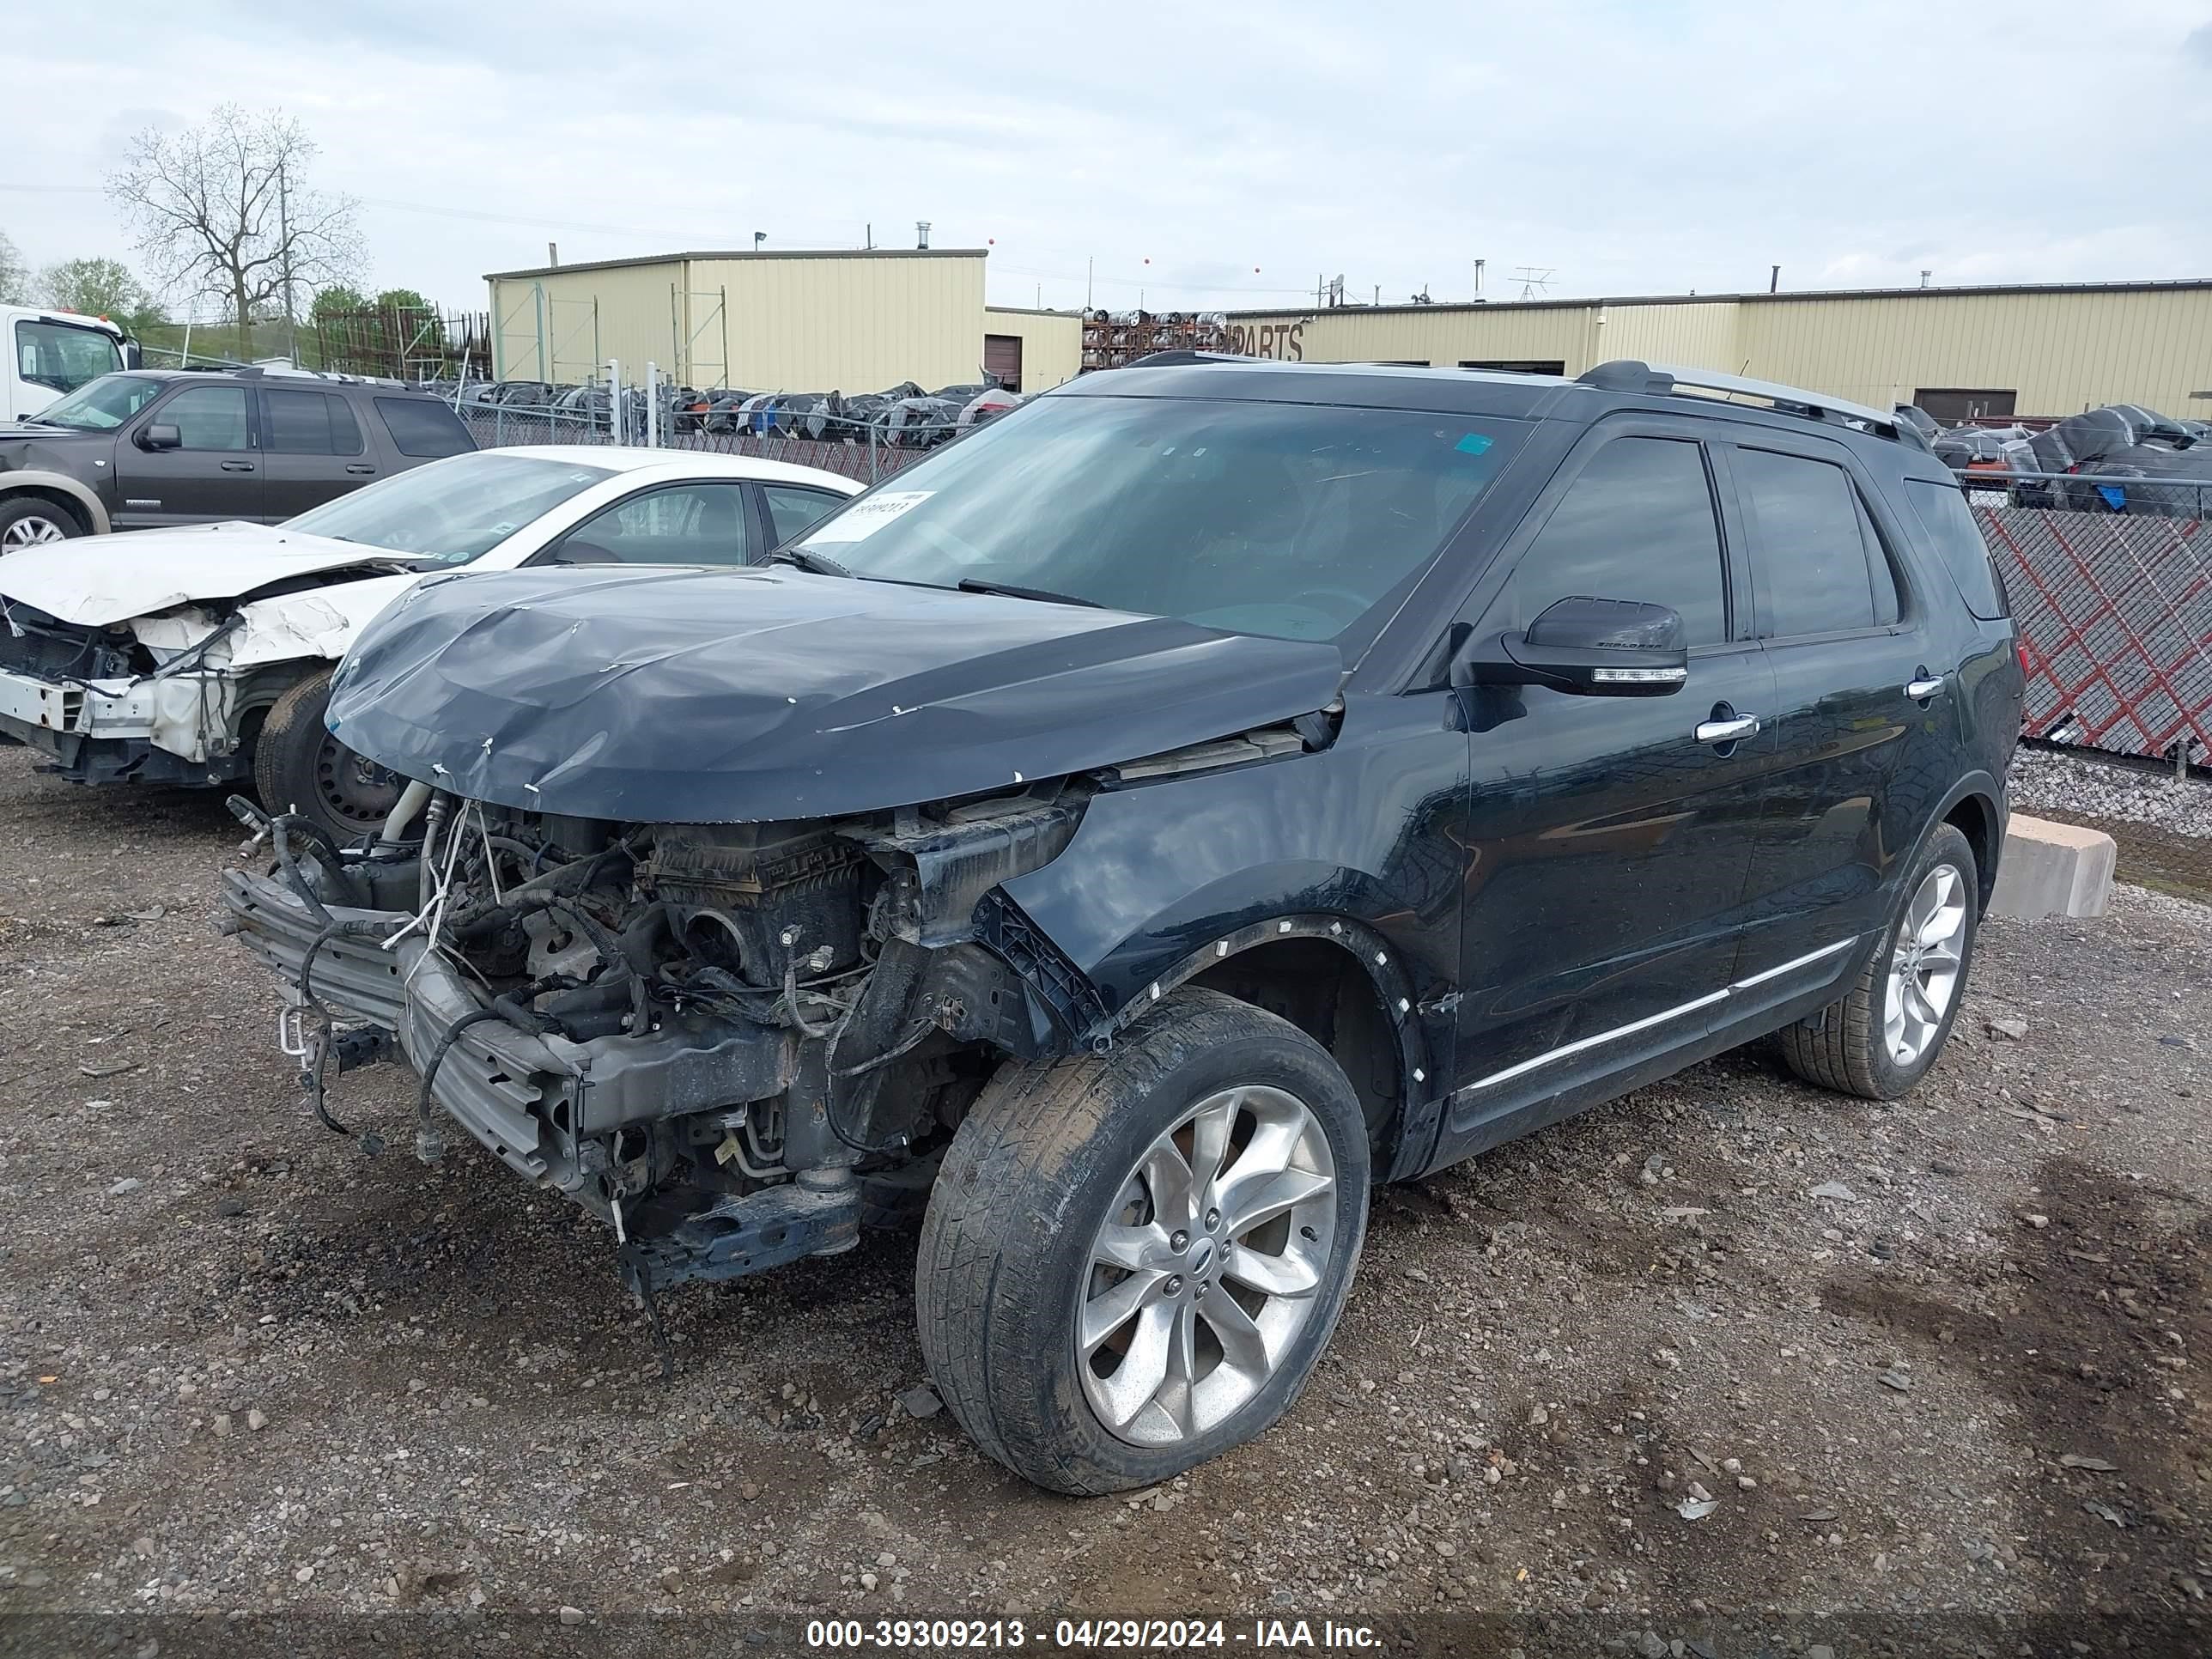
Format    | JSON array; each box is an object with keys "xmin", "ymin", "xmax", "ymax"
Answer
[
  {"xmin": 1086, "ymin": 256, "xmax": 1093, "ymax": 310},
  {"xmin": 278, "ymin": 156, "xmax": 298, "ymax": 365}
]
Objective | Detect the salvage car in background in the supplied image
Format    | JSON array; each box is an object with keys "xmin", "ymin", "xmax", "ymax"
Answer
[
  {"xmin": 0, "ymin": 368, "xmax": 475, "ymax": 548},
  {"xmin": 0, "ymin": 447, "xmax": 858, "ymax": 840},
  {"xmin": 220, "ymin": 357, "xmax": 2019, "ymax": 1493}
]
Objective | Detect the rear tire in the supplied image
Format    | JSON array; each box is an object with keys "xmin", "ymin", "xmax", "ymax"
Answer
[
  {"xmin": 0, "ymin": 495, "xmax": 87, "ymax": 553},
  {"xmin": 1779, "ymin": 823, "xmax": 1979, "ymax": 1100},
  {"xmin": 252, "ymin": 668, "xmax": 406, "ymax": 847},
  {"xmin": 917, "ymin": 988, "xmax": 1370, "ymax": 1494}
]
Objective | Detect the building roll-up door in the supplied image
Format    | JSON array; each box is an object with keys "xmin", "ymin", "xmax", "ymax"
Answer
[{"xmin": 983, "ymin": 334, "xmax": 1024, "ymax": 392}]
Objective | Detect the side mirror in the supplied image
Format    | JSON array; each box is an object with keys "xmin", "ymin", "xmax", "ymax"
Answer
[
  {"xmin": 139, "ymin": 422, "xmax": 182, "ymax": 452},
  {"xmin": 1455, "ymin": 596, "xmax": 1689, "ymax": 696}
]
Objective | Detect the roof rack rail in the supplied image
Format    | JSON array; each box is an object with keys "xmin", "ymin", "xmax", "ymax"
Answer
[
  {"xmin": 1575, "ymin": 359, "xmax": 1929, "ymax": 449},
  {"xmin": 1124, "ymin": 349, "xmax": 1257, "ymax": 368}
]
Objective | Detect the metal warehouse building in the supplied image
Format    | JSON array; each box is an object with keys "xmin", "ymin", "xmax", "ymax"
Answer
[
  {"xmin": 486, "ymin": 255, "xmax": 2211, "ymax": 420},
  {"xmin": 487, "ymin": 247, "xmax": 1083, "ymax": 395},
  {"xmin": 1217, "ymin": 279, "xmax": 2212, "ymax": 420}
]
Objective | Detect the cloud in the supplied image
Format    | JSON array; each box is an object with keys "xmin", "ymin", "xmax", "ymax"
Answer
[
  {"xmin": 2187, "ymin": 22, "xmax": 2212, "ymax": 66},
  {"xmin": 3, "ymin": 0, "xmax": 2208, "ymax": 319}
]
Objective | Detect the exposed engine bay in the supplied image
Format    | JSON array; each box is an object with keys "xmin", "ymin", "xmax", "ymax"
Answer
[{"xmin": 219, "ymin": 777, "xmax": 1094, "ymax": 1296}]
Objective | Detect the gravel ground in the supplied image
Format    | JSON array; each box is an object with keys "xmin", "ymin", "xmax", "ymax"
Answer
[
  {"xmin": 2009, "ymin": 743, "xmax": 2209, "ymax": 841},
  {"xmin": 1, "ymin": 742, "xmax": 2207, "ymax": 1657}
]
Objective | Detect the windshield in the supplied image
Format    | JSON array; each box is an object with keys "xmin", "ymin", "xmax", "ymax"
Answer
[
  {"xmin": 14, "ymin": 319, "xmax": 125, "ymax": 397},
  {"xmin": 284, "ymin": 452, "xmax": 615, "ymax": 565},
  {"xmin": 28, "ymin": 373, "xmax": 161, "ymax": 429},
  {"xmin": 801, "ymin": 393, "xmax": 1527, "ymax": 641}
]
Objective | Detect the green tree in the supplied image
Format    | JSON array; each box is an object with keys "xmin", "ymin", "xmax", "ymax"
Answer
[
  {"xmin": 310, "ymin": 283, "xmax": 368, "ymax": 322},
  {"xmin": 0, "ymin": 229, "xmax": 27, "ymax": 305},
  {"xmin": 36, "ymin": 257, "xmax": 163, "ymax": 333}
]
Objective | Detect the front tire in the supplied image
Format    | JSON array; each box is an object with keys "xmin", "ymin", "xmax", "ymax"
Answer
[
  {"xmin": 252, "ymin": 668, "xmax": 407, "ymax": 846},
  {"xmin": 1779, "ymin": 823, "xmax": 1979, "ymax": 1100},
  {"xmin": 916, "ymin": 988, "xmax": 1370, "ymax": 1494},
  {"xmin": 0, "ymin": 495, "xmax": 87, "ymax": 553}
]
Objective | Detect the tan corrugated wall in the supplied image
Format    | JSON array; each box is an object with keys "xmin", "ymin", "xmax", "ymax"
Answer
[
  {"xmin": 1228, "ymin": 289, "xmax": 2212, "ymax": 416},
  {"xmin": 491, "ymin": 260, "xmax": 687, "ymax": 384},
  {"xmin": 981, "ymin": 308, "xmax": 1084, "ymax": 391},
  {"xmin": 1732, "ymin": 290, "xmax": 2212, "ymax": 416},
  {"xmin": 493, "ymin": 254, "xmax": 991, "ymax": 392},
  {"xmin": 690, "ymin": 254, "xmax": 987, "ymax": 393}
]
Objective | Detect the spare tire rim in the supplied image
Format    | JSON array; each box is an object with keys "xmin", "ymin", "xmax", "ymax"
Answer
[
  {"xmin": 313, "ymin": 732, "xmax": 405, "ymax": 833},
  {"xmin": 2, "ymin": 514, "xmax": 71, "ymax": 551},
  {"xmin": 1885, "ymin": 862, "xmax": 1969, "ymax": 1066},
  {"xmin": 1077, "ymin": 1084, "xmax": 1336, "ymax": 1448}
]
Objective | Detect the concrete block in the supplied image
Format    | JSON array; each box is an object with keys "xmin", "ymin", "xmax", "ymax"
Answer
[{"xmin": 1988, "ymin": 813, "xmax": 2117, "ymax": 921}]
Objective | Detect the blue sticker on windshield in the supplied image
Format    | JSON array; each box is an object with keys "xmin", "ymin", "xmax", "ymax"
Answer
[{"xmin": 1455, "ymin": 433, "xmax": 1493, "ymax": 455}]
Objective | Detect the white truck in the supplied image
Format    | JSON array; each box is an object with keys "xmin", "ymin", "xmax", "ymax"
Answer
[{"xmin": 3, "ymin": 306, "xmax": 133, "ymax": 423}]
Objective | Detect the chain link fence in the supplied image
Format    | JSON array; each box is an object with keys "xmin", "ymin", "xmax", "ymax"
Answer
[
  {"xmin": 1979, "ymin": 501, "xmax": 2212, "ymax": 767},
  {"xmin": 459, "ymin": 395, "xmax": 931, "ymax": 486}
]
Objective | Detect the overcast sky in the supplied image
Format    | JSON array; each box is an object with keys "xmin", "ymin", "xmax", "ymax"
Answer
[{"xmin": 9, "ymin": 0, "xmax": 2210, "ymax": 319}]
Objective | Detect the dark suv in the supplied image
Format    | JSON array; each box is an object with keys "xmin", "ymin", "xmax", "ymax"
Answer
[
  {"xmin": 220, "ymin": 356, "xmax": 2021, "ymax": 1493},
  {"xmin": 0, "ymin": 368, "xmax": 473, "ymax": 547}
]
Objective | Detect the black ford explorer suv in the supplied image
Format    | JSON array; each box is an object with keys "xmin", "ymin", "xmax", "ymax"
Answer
[
  {"xmin": 220, "ymin": 356, "xmax": 2022, "ymax": 1492},
  {"xmin": 0, "ymin": 366, "xmax": 473, "ymax": 548}
]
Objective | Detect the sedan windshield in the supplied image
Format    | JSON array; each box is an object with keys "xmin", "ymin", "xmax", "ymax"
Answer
[
  {"xmin": 284, "ymin": 453, "xmax": 615, "ymax": 565},
  {"xmin": 800, "ymin": 394, "xmax": 1527, "ymax": 641},
  {"xmin": 29, "ymin": 374, "xmax": 163, "ymax": 429}
]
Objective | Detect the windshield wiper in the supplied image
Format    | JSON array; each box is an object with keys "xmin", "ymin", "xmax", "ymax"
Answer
[
  {"xmin": 769, "ymin": 545, "xmax": 852, "ymax": 578},
  {"xmin": 957, "ymin": 578, "xmax": 1102, "ymax": 609}
]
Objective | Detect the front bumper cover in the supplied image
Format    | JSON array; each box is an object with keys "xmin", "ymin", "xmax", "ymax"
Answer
[{"xmin": 0, "ymin": 665, "xmax": 246, "ymax": 783}]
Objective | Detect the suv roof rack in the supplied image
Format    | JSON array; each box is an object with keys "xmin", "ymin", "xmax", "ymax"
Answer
[
  {"xmin": 1124, "ymin": 349, "xmax": 1258, "ymax": 368},
  {"xmin": 1575, "ymin": 359, "xmax": 1929, "ymax": 449}
]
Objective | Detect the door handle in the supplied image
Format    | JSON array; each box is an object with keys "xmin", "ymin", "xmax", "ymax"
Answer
[
  {"xmin": 1904, "ymin": 675, "xmax": 1945, "ymax": 700},
  {"xmin": 1694, "ymin": 714, "xmax": 1761, "ymax": 744},
  {"xmin": 344, "ymin": 464, "xmax": 376, "ymax": 475},
  {"xmin": 220, "ymin": 460, "xmax": 255, "ymax": 472}
]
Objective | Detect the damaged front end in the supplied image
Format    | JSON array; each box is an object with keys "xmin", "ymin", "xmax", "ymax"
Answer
[
  {"xmin": 0, "ymin": 600, "xmax": 254, "ymax": 785},
  {"xmin": 220, "ymin": 782, "xmax": 1091, "ymax": 1293}
]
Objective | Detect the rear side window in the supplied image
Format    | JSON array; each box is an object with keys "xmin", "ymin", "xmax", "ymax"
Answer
[
  {"xmin": 1904, "ymin": 479, "xmax": 2009, "ymax": 620},
  {"xmin": 374, "ymin": 396, "xmax": 473, "ymax": 459},
  {"xmin": 1501, "ymin": 436, "xmax": 1729, "ymax": 646},
  {"xmin": 762, "ymin": 483, "xmax": 848, "ymax": 547},
  {"xmin": 265, "ymin": 389, "xmax": 366, "ymax": 456},
  {"xmin": 1734, "ymin": 447, "xmax": 1890, "ymax": 637}
]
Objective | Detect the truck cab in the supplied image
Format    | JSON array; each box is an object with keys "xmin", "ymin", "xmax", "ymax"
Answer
[{"xmin": 3, "ymin": 307, "xmax": 132, "ymax": 423}]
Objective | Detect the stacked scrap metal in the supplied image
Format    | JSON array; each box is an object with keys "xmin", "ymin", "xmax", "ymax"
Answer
[
  {"xmin": 1080, "ymin": 309, "xmax": 1234, "ymax": 371},
  {"xmin": 1929, "ymin": 403, "xmax": 2212, "ymax": 518}
]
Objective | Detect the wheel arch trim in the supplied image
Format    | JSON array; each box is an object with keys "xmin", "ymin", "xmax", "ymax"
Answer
[
  {"xmin": 0, "ymin": 473, "xmax": 111, "ymax": 535},
  {"xmin": 1099, "ymin": 911, "xmax": 1438, "ymax": 1176}
]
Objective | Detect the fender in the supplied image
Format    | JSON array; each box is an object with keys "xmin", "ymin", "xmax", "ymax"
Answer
[
  {"xmin": 997, "ymin": 690, "xmax": 1475, "ymax": 1176},
  {"xmin": 0, "ymin": 471, "xmax": 112, "ymax": 535},
  {"xmin": 1916, "ymin": 766, "xmax": 2007, "ymax": 911}
]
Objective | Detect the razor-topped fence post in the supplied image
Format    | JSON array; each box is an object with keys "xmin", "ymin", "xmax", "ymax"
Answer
[
  {"xmin": 606, "ymin": 359, "xmax": 623, "ymax": 446},
  {"xmin": 645, "ymin": 362, "xmax": 659, "ymax": 448}
]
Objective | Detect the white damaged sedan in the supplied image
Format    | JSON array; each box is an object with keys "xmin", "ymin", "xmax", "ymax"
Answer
[{"xmin": 0, "ymin": 446, "xmax": 859, "ymax": 840}]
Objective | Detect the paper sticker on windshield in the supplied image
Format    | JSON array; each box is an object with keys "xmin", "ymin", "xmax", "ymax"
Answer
[
  {"xmin": 807, "ymin": 489, "xmax": 932, "ymax": 544},
  {"xmin": 1455, "ymin": 433, "xmax": 1493, "ymax": 456}
]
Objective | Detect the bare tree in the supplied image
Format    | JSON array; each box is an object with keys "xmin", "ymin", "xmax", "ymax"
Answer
[{"xmin": 106, "ymin": 105, "xmax": 364, "ymax": 357}]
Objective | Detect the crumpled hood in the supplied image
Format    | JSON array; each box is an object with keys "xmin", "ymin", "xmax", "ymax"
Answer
[
  {"xmin": 0, "ymin": 520, "xmax": 417, "ymax": 625},
  {"xmin": 329, "ymin": 565, "xmax": 1346, "ymax": 823}
]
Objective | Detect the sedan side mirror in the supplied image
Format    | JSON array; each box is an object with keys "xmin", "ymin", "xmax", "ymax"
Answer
[
  {"xmin": 138, "ymin": 422, "xmax": 182, "ymax": 452},
  {"xmin": 1455, "ymin": 596, "xmax": 1689, "ymax": 696}
]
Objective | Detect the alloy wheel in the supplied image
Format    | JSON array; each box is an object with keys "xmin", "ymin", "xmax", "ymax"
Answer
[
  {"xmin": 1076, "ymin": 1085, "xmax": 1337, "ymax": 1447},
  {"xmin": 1884, "ymin": 862, "xmax": 1969, "ymax": 1066},
  {"xmin": 1, "ymin": 514, "xmax": 70, "ymax": 552}
]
